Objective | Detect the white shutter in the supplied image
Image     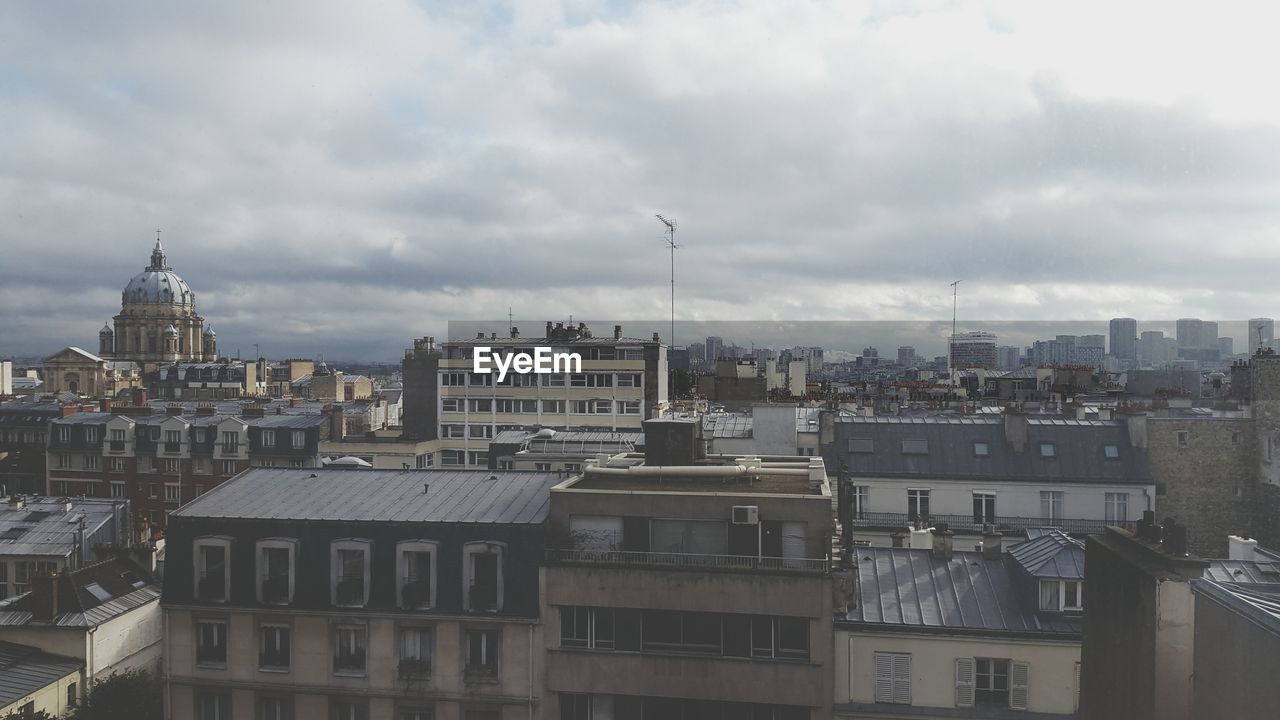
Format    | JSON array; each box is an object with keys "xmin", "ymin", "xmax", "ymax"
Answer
[
  {"xmin": 782, "ymin": 521, "xmax": 806, "ymax": 567},
  {"xmin": 892, "ymin": 653, "xmax": 912, "ymax": 705},
  {"xmin": 954, "ymin": 657, "xmax": 975, "ymax": 707},
  {"xmin": 1010, "ymin": 661, "xmax": 1030, "ymax": 710},
  {"xmin": 874, "ymin": 652, "xmax": 894, "ymax": 703}
]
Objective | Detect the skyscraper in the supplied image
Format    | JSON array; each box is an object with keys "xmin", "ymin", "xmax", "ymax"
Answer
[
  {"xmin": 1109, "ymin": 318, "xmax": 1138, "ymax": 360},
  {"xmin": 704, "ymin": 336, "xmax": 724, "ymax": 365},
  {"xmin": 949, "ymin": 332, "xmax": 998, "ymax": 369}
]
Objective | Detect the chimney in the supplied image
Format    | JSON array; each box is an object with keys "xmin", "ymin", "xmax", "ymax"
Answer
[
  {"xmin": 476, "ymin": 332, "xmax": 485, "ymax": 339},
  {"xmin": 30, "ymin": 572, "xmax": 60, "ymax": 623},
  {"xmin": 330, "ymin": 404, "xmax": 345, "ymax": 440},
  {"xmin": 1003, "ymin": 408, "xmax": 1028, "ymax": 453},
  {"xmin": 930, "ymin": 524, "xmax": 954, "ymax": 560},
  {"xmin": 1229, "ymin": 535, "xmax": 1259, "ymax": 561},
  {"xmin": 166, "ymin": 404, "xmax": 184, "ymax": 416},
  {"xmin": 195, "ymin": 405, "xmax": 216, "ymax": 416},
  {"xmin": 653, "ymin": 332, "xmax": 661, "ymax": 343},
  {"xmin": 510, "ymin": 326, "xmax": 519, "ymax": 339},
  {"xmin": 100, "ymin": 398, "xmax": 113, "ymax": 413},
  {"xmin": 982, "ymin": 526, "xmax": 1003, "ymax": 558},
  {"xmin": 1125, "ymin": 411, "xmax": 1148, "ymax": 448},
  {"xmin": 1165, "ymin": 521, "xmax": 1189, "ymax": 556},
  {"xmin": 546, "ymin": 321, "xmax": 554, "ymax": 337},
  {"xmin": 135, "ymin": 388, "xmax": 148, "ymax": 405},
  {"xmin": 890, "ymin": 530, "xmax": 907, "ymax": 548},
  {"xmin": 60, "ymin": 405, "xmax": 80, "ymax": 417},
  {"xmin": 614, "ymin": 324, "xmax": 622, "ymax": 340}
]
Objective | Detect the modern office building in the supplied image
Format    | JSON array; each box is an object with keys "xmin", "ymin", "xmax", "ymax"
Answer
[
  {"xmin": 948, "ymin": 332, "xmax": 997, "ymax": 370},
  {"xmin": 1109, "ymin": 318, "xmax": 1138, "ymax": 361}
]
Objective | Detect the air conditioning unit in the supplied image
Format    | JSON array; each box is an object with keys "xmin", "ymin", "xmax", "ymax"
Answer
[{"xmin": 732, "ymin": 505, "xmax": 759, "ymax": 525}]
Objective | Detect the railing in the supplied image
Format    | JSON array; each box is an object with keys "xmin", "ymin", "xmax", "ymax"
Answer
[
  {"xmin": 849, "ymin": 511, "xmax": 1108, "ymax": 535},
  {"xmin": 401, "ymin": 580, "xmax": 431, "ymax": 609},
  {"xmin": 197, "ymin": 573, "xmax": 226, "ymax": 603},
  {"xmin": 220, "ymin": 443, "xmax": 240, "ymax": 455},
  {"xmin": 469, "ymin": 583, "xmax": 498, "ymax": 612},
  {"xmin": 164, "ymin": 441, "xmax": 182, "ymax": 453},
  {"xmin": 335, "ymin": 578, "xmax": 365, "ymax": 606},
  {"xmin": 545, "ymin": 548, "xmax": 830, "ymax": 573},
  {"xmin": 261, "ymin": 575, "xmax": 290, "ymax": 605}
]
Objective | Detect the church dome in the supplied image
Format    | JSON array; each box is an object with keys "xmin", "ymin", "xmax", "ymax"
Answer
[{"xmin": 122, "ymin": 239, "xmax": 196, "ymax": 306}]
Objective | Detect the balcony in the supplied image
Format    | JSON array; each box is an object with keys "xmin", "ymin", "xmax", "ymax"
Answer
[
  {"xmin": 545, "ymin": 548, "xmax": 830, "ymax": 574},
  {"xmin": 469, "ymin": 583, "xmax": 498, "ymax": 612},
  {"xmin": 398, "ymin": 659, "xmax": 432, "ymax": 680},
  {"xmin": 164, "ymin": 441, "xmax": 182, "ymax": 454},
  {"xmin": 849, "ymin": 511, "xmax": 1111, "ymax": 535},
  {"xmin": 261, "ymin": 575, "xmax": 290, "ymax": 605},
  {"xmin": 108, "ymin": 440, "xmax": 128, "ymax": 453},
  {"xmin": 219, "ymin": 444, "xmax": 240, "ymax": 456},
  {"xmin": 335, "ymin": 578, "xmax": 365, "ymax": 606}
]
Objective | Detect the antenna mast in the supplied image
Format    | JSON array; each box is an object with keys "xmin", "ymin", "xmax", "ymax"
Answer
[
  {"xmin": 656, "ymin": 214, "xmax": 678, "ymax": 348},
  {"xmin": 949, "ymin": 280, "xmax": 962, "ymax": 385}
]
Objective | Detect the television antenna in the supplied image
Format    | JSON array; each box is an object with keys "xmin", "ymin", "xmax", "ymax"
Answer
[
  {"xmin": 656, "ymin": 214, "xmax": 678, "ymax": 348},
  {"xmin": 948, "ymin": 280, "xmax": 962, "ymax": 385}
]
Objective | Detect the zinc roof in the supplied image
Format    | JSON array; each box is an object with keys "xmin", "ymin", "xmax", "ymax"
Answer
[
  {"xmin": 0, "ymin": 641, "xmax": 82, "ymax": 708},
  {"xmin": 171, "ymin": 467, "xmax": 560, "ymax": 524},
  {"xmin": 1008, "ymin": 530, "xmax": 1086, "ymax": 579}
]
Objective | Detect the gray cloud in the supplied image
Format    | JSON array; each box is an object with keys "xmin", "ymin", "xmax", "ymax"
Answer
[{"xmin": 3, "ymin": 1, "xmax": 1280, "ymax": 361}]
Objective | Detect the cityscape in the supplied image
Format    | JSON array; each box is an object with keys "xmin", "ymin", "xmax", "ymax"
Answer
[{"xmin": 4, "ymin": 3, "xmax": 1280, "ymax": 720}]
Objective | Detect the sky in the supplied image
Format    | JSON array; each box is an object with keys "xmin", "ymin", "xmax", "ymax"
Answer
[{"xmin": 3, "ymin": 0, "xmax": 1280, "ymax": 361}]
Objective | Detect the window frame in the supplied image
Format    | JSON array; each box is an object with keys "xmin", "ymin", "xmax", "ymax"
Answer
[
  {"xmin": 463, "ymin": 541, "xmax": 505, "ymax": 612},
  {"xmin": 330, "ymin": 539, "xmax": 372, "ymax": 608},
  {"xmin": 259, "ymin": 622, "xmax": 292, "ymax": 672},
  {"xmin": 397, "ymin": 540, "xmax": 439, "ymax": 610},
  {"xmin": 332, "ymin": 624, "xmax": 369, "ymax": 676},
  {"xmin": 195, "ymin": 618, "xmax": 229, "ymax": 669},
  {"xmin": 257, "ymin": 538, "xmax": 298, "ymax": 606},
  {"xmin": 193, "ymin": 537, "xmax": 232, "ymax": 604}
]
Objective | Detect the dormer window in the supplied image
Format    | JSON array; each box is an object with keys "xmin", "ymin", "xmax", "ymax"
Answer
[
  {"xmin": 194, "ymin": 537, "xmax": 231, "ymax": 603},
  {"xmin": 464, "ymin": 542, "xmax": 505, "ymax": 612},
  {"xmin": 397, "ymin": 541, "xmax": 438, "ymax": 610},
  {"xmin": 331, "ymin": 540, "xmax": 371, "ymax": 607},
  {"xmin": 1039, "ymin": 579, "xmax": 1082, "ymax": 611},
  {"xmin": 257, "ymin": 539, "xmax": 297, "ymax": 605},
  {"xmin": 973, "ymin": 442, "xmax": 989, "ymax": 457},
  {"xmin": 1103, "ymin": 444, "xmax": 1119, "ymax": 459}
]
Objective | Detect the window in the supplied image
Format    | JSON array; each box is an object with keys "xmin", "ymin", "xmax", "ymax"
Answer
[
  {"xmin": 107, "ymin": 456, "xmax": 125, "ymax": 473},
  {"xmin": 441, "ymin": 372, "xmax": 467, "ymax": 386},
  {"xmin": 1040, "ymin": 580, "xmax": 1083, "ymax": 611},
  {"xmin": 907, "ymin": 489, "xmax": 930, "ymax": 522},
  {"xmin": 221, "ymin": 431, "xmax": 239, "ymax": 453},
  {"xmin": 956, "ymin": 658, "xmax": 1029, "ymax": 710},
  {"xmin": 164, "ymin": 458, "xmax": 179, "ymax": 474},
  {"xmin": 67, "ymin": 682, "xmax": 77, "ymax": 707},
  {"xmin": 442, "ymin": 398, "xmax": 463, "ymax": 412},
  {"xmin": 165, "ymin": 484, "xmax": 181, "ymax": 503},
  {"xmin": 196, "ymin": 619, "xmax": 228, "ymax": 667},
  {"xmin": 543, "ymin": 373, "xmax": 566, "ymax": 387},
  {"xmin": 467, "ymin": 373, "xmax": 492, "ymax": 387},
  {"xmin": 542, "ymin": 399, "xmax": 566, "ymax": 413},
  {"xmin": 565, "ymin": 463, "xmax": 582, "ymax": 473},
  {"xmin": 194, "ymin": 538, "xmax": 230, "ymax": 602},
  {"xmin": 560, "ymin": 606, "xmax": 614, "ymax": 649},
  {"xmin": 973, "ymin": 442, "xmax": 989, "ymax": 457},
  {"xmin": 400, "ymin": 711, "xmax": 434, "ymax": 720},
  {"xmin": 110, "ymin": 428, "xmax": 127, "ymax": 442},
  {"xmin": 617, "ymin": 400, "xmax": 641, "ymax": 415},
  {"xmin": 851, "ymin": 485, "xmax": 869, "ymax": 519},
  {"xmin": 1039, "ymin": 442, "xmax": 1056, "ymax": 457},
  {"xmin": 464, "ymin": 542, "xmax": 504, "ymax": 612},
  {"xmin": 469, "ymin": 399, "xmax": 493, "ymax": 413},
  {"xmin": 261, "ymin": 430, "xmax": 276, "ymax": 447},
  {"xmin": 85, "ymin": 426, "xmax": 99, "ymax": 443},
  {"xmin": 256, "ymin": 695, "xmax": 293, "ymax": 720},
  {"xmin": 332, "ymin": 541, "xmax": 371, "ymax": 607},
  {"xmin": 1105, "ymin": 492, "xmax": 1129, "ymax": 523},
  {"xmin": 292, "ymin": 431, "xmax": 305, "ymax": 449},
  {"xmin": 441, "ymin": 424, "xmax": 465, "ymax": 438},
  {"xmin": 617, "ymin": 373, "xmax": 642, "ymax": 387},
  {"xmin": 465, "ymin": 629, "xmax": 499, "ymax": 678},
  {"xmin": 1040, "ymin": 491, "xmax": 1064, "ymax": 522},
  {"xmin": 333, "ymin": 625, "xmax": 367, "ymax": 675},
  {"xmin": 398, "ymin": 541, "xmax": 437, "ymax": 609},
  {"xmin": 0, "ymin": 563, "xmax": 6, "ymax": 599},
  {"xmin": 399, "ymin": 626, "xmax": 433, "ymax": 678},
  {"xmin": 84, "ymin": 454, "xmax": 99, "ymax": 470},
  {"xmin": 468, "ymin": 424, "xmax": 493, "ymax": 439},
  {"xmin": 901, "ymin": 438, "xmax": 929, "ymax": 454},
  {"xmin": 441, "ymin": 450, "xmax": 465, "ymax": 466},
  {"xmin": 258, "ymin": 540, "xmax": 296, "ymax": 605},
  {"xmin": 535, "ymin": 462, "xmax": 552, "ymax": 472},
  {"xmin": 468, "ymin": 450, "xmax": 488, "ymax": 466},
  {"xmin": 1177, "ymin": 430, "xmax": 1190, "ymax": 448},
  {"xmin": 1103, "ymin": 444, "xmax": 1119, "ymax": 459},
  {"xmin": 195, "ymin": 457, "xmax": 209, "ymax": 474},
  {"xmin": 194, "ymin": 428, "xmax": 206, "ymax": 443},
  {"xmin": 196, "ymin": 690, "xmax": 231, "ymax": 720},
  {"xmin": 260, "ymin": 624, "xmax": 291, "ymax": 670},
  {"xmin": 59, "ymin": 426, "xmax": 71, "ymax": 443},
  {"xmin": 972, "ymin": 492, "xmax": 996, "ymax": 524},
  {"xmin": 57, "ymin": 453, "xmax": 71, "ymax": 469},
  {"xmin": 329, "ymin": 699, "xmax": 368, "ymax": 720},
  {"xmin": 976, "ymin": 658, "xmax": 1010, "ymax": 707},
  {"xmin": 874, "ymin": 652, "xmax": 911, "ymax": 704}
]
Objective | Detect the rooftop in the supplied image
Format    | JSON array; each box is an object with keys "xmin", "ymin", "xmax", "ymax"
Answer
[
  {"xmin": 0, "ymin": 556, "xmax": 159, "ymax": 628},
  {"xmin": 1009, "ymin": 530, "xmax": 1086, "ymax": 579},
  {"xmin": 842, "ymin": 546, "xmax": 1081, "ymax": 638},
  {"xmin": 570, "ymin": 473, "xmax": 816, "ymax": 495},
  {"xmin": 1191, "ymin": 579, "xmax": 1280, "ymax": 636},
  {"xmin": 0, "ymin": 641, "xmax": 82, "ymax": 708},
  {"xmin": 0, "ymin": 497, "xmax": 124, "ymax": 558},
  {"xmin": 170, "ymin": 467, "xmax": 562, "ymax": 524}
]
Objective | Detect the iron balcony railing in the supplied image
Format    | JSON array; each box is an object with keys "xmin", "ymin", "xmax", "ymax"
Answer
[
  {"xmin": 545, "ymin": 548, "xmax": 830, "ymax": 573},
  {"xmin": 261, "ymin": 575, "xmax": 290, "ymax": 605},
  {"xmin": 849, "ymin": 511, "xmax": 1110, "ymax": 535}
]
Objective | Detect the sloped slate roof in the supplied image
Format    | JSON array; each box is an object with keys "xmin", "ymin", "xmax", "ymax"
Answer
[
  {"xmin": 0, "ymin": 641, "xmax": 82, "ymax": 707},
  {"xmin": 834, "ymin": 415, "xmax": 1151, "ymax": 484},
  {"xmin": 843, "ymin": 547, "xmax": 1080, "ymax": 637},
  {"xmin": 170, "ymin": 468, "xmax": 560, "ymax": 524},
  {"xmin": 1204, "ymin": 559, "xmax": 1280, "ymax": 584},
  {"xmin": 1009, "ymin": 530, "xmax": 1086, "ymax": 579}
]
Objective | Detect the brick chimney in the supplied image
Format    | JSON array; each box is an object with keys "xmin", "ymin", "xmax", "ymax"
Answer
[
  {"xmin": 60, "ymin": 405, "xmax": 80, "ymax": 417},
  {"xmin": 614, "ymin": 324, "xmax": 623, "ymax": 340},
  {"xmin": 100, "ymin": 398, "xmax": 113, "ymax": 413}
]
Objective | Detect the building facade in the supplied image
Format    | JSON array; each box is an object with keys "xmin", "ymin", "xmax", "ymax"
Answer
[
  {"xmin": 948, "ymin": 332, "xmax": 997, "ymax": 370},
  {"xmin": 161, "ymin": 467, "xmax": 560, "ymax": 720}
]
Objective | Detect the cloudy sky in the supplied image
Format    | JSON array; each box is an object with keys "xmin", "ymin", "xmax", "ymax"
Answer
[{"xmin": 4, "ymin": 0, "xmax": 1280, "ymax": 361}]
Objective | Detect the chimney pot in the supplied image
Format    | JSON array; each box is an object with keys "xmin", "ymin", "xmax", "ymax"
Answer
[
  {"xmin": 614, "ymin": 324, "xmax": 622, "ymax": 340},
  {"xmin": 930, "ymin": 526, "xmax": 955, "ymax": 561}
]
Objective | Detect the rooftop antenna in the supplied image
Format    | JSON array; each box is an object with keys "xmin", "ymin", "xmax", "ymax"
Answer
[
  {"xmin": 656, "ymin": 214, "xmax": 678, "ymax": 347},
  {"xmin": 508, "ymin": 306, "xmax": 513, "ymax": 334},
  {"xmin": 949, "ymin": 280, "xmax": 962, "ymax": 385}
]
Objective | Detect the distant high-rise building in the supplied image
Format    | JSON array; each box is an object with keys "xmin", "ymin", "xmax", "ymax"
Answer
[
  {"xmin": 1218, "ymin": 337, "xmax": 1234, "ymax": 358},
  {"xmin": 792, "ymin": 346, "xmax": 824, "ymax": 375},
  {"xmin": 704, "ymin": 336, "xmax": 724, "ymax": 364},
  {"xmin": 896, "ymin": 346, "xmax": 916, "ymax": 367},
  {"xmin": 1202, "ymin": 321, "xmax": 1219, "ymax": 349},
  {"xmin": 1249, "ymin": 318, "xmax": 1275, "ymax": 353},
  {"xmin": 1031, "ymin": 335, "xmax": 1076, "ymax": 366},
  {"xmin": 1109, "ymin": 318, "xmax": 1138, "ymax": 360},
  {"xmin": 686, "ymin": 341, "xmax": 705, "ymax": 368},
  {"xmin": 996, "ymin": 345, "xmax": 1021, "ymax": 370},
  {"xmin": 1139, "ymin": 331, "xmax": 1167, "ymax": 366},
  {"xmin": 1073, "ymin": 335, "xmax": 1106, "ymax": 367},
  {"xmin": 861, "ymin": 347, "xmax": 878, "ymax": 359},
  {"xmin": 949, "ymin": 332, "xmax": 998, "ymax": 369},
  {"xmin": 1176, "ymin": 318, "xmax": 1203, "ymax": 351}
]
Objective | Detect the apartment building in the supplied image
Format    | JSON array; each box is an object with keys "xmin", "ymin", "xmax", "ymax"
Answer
[
  {"xmin": 0, "ymin": 640, "xmax": 83, "ymax": 717},
  {"xmin": 46, "ymin": 407, "xmax": 327, "ymax": 538},
  {"xmin": 824, "ymin": 412, "xmax": 1153, "ymax": 545},
  {"xmin": 0, "ymin": 400, "xmax": 63, "ymax": 495},
  {"xmin": 834, "ymin": 529, "xmax": 1083, "ymax": 719},
  {"xmin": 542, "ymin": 419, "xmax": 834, "ymax": 719},
  {"xmin": 0, "ymin": 495, "xmax": 130, "ymax": 601},
  {"xmin": 433, "ymin": 323, "xmax": 667, "ymax": 468},
  {"xmin": 161, "ymin": 467, "xmax": 561, "ymax": 720}
]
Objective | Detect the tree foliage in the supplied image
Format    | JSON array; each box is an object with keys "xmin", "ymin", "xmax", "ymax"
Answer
[{"xmin": 65, "ymin": 668, "xmax": 162, "ymax": 720}]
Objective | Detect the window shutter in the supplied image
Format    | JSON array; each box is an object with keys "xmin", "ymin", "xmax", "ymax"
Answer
[
  {"xmin": 874, "ymin": 652, "xmax": 894, "ymax": 703},
  {"xmin": 892, "ymin": 653, "xmax": 912, "ymax": 705},
  {"xmin": 954, "ymin": 657, "xmax": 975, "ymax": 707},
  {"xmin": 1010, "ymin": 661, "xmax": 1030, "ymax": 710}
]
